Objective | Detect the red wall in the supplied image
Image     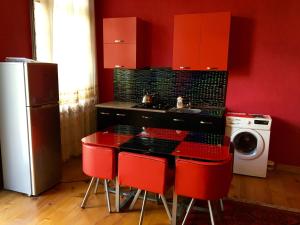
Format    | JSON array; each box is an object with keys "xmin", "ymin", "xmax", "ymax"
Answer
[
  {"xmin": 0, "ymin": 0, "xmax": 32, "ymax": 61},
  {"xmin": 95, "ymin": 0, "xmax": 300, "ymax": 166}
]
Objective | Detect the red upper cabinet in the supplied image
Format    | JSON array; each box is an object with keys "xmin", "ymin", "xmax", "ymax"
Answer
[
  {"xmin": 173, "ymin": 12, "xmax": 231, "ymax": 71},
  {"xmin": 103, "ymin": 17, "xmax": 136, "ymax": 44},
  {"xmin": 103, "ymin": 17, "xmax": 144, "ymax": 69}
]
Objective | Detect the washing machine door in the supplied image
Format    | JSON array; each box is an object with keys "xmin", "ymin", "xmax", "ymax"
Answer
[{"xmin": 231, "ymin": 128, "xmax": 264, "ymax": 160}]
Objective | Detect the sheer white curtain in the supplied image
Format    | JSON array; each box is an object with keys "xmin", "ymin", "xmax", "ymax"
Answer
[{"xmin": 34, "ymin": 0, "xmax": 97, "ymax": 161}]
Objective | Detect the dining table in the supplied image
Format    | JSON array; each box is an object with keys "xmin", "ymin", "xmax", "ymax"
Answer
[{"xmin": 81, "ymin": 124, "xmax": 231, "ymax": 219}]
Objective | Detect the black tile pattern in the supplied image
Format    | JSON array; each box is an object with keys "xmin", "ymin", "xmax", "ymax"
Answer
[
  {"xmin": 184, "ymin": 131, "xmax": 224, "ymax": 145},
  {"xmin": 114, "ymin": 68, "xmax": 227, "ymax": 107}
]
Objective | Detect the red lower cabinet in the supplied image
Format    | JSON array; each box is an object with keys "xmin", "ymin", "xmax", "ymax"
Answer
[{"xmin": 173, "ymin": 12, "xmax": 231, "ymax": 71}]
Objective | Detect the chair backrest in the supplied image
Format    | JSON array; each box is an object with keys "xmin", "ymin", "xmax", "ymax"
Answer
[
  {"xmin": 175, "ymin": 155, "xmax": 233, "ymax": 200},
  {"xmin": 82, "ymin": 143, "xmax": 116, "ymax": 180},
  {"xmin": 118, "ymin": 152, "xmax": 169, "ymax": 194}
]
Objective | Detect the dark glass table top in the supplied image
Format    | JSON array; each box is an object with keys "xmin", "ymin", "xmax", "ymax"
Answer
[{"xmin": 120, "ymin": 136, "xmax": 180, "ymax": 154}]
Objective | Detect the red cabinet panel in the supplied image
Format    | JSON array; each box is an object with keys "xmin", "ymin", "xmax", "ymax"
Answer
[
  {"xmin": 173, "ymin": 12, "xmax": 231, "ymax": 71},
  {"xmin": 200, "ymin": 12, "xmax": 231, "ymax": 70},
  {"xmin": 104, "ymin": 44, "xmax": 136, "ymax": 69},
  {"xmin": 173, "ymin": 14, "xmax": 202, "ymax": 70},
  {"xmin": 103, "ymin": 17, "xmax": 145, "ymax": 69},
  {"xmin": 103, "ymin": 17, "xmax": 137, "ymax": 44}
]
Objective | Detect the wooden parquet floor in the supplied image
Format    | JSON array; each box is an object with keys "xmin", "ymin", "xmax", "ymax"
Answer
[{"xmin": 0, "ymin": 157, "xmax": 300, "ymax": 225}]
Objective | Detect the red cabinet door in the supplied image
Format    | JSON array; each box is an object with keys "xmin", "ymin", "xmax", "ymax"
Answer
[
  {"xmin": 199, "ymin": 12, "xmax": 231, "ymax": 70},
  {"xmin": 172, "ymin": 12, "xmax": 230, "ymax": 71},
  {"xmin": 103, "ymin": 17, "xmax": 137, "ymax": 44},
  {"xmin": 103, "ymin": 17, "xmax": 141, "ymax": 69},
  {"xmin": 104, "ymin": 44, "xmax": 136, "ymax": 69},
  {"xmin": 173, "ymin": 14, "xmax": 202, "ymax": 70}
]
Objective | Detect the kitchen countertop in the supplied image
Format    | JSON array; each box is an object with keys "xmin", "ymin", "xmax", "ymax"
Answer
[
  {"xmin": 95, "ymin": 101, "xmax": 169, "ymax": 113},
  {"xmin": 96, "ymin": 101, "xmax": 136, "ymax": 109},
  {"xmin": 96, "ymin": 101, "xmax": 226, "ymax": 117}
]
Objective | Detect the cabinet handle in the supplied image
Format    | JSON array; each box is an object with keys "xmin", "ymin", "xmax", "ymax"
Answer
[
  {"xmin": 142, "ymin": 116, "xmax": 151, "ymax": 119},
  {"xmin": 100, "ymin": 112, "xmax": 110, "ymax": 115},
  {"xmin": 115, "ymin": 65, "xmax": 124, "ymax": 68},
  {"xmin": 114, "ymin": 39, "xmax": 124, "ymax": 43},
  {"xmin": 206, "ymin": 66, "xmax": 218, "ymax": 70},
  {"xmin": 179, "ymin": 66, "xmax": 190, "ymax": 70},
  {"xmin": 173, "ymin": 118, "xmax": 184, "ymax": 122},
  {"xmin": 116, "ymin": 113, "xmax": 126, "ymax": 117},
  {"xmin": 200, "ymin": 120, "xmax": 213, "ymax": 125}
]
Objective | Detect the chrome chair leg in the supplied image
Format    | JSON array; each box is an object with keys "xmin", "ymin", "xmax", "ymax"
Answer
[
  {"xmin": 115, "ymin": 176, "xmax": 120, "ymax": 212},
  {"xmin": 208, "ymin": 200, "xmax": 215, "ymax": 225},
  {"xmin": 81, "ymin": 177, "xmax": 96, "ymax": 208},
  {"xmin": 182, "ymin": 198, "xmax": 195, "ymax": 225},
  {"xmin": 129, "ymin": 189, "xmax": 142, "ymax": 210},
  {"xmin": 161, "ymin": 195, "xmax": 172, "ymax": 220},
  {"xmin": 104, "ymin": 179, "xmax": 111, "ymax": 213},
  {"xmin": 171, "ymin": 192, "xmax": 178, "ymax": 225},
  {"xmin": 94, "ymin": 178, "xmax": 99, "ymax": 194},
  {"xmin": 156, "ymin": 194, "xmax": 161, "ymax": 204},
  {"xmin": 220, "ymin": 198, "xmax": 224, "ymax": 212},
  {"xmin": 138, "ymin": 190, "xmax": 148, "ymax": 225}
]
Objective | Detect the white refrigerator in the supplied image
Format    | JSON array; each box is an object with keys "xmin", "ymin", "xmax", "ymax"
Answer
[{"xmin": 0, "ymin": 62, "xmax": 61, "ymax": 196}]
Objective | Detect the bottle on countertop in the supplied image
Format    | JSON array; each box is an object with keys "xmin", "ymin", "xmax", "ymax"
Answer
[{"xmin": 177, "ymin": 96, "xmax": 184, "ymax": 109}]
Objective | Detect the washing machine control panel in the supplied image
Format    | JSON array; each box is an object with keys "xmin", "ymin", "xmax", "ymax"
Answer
[
  {"xmin": 254, "ymin": 120, "xmax": 269, "ymax": 125},
  {"xmin": 226, "ymin": 113, "xmax": 272, "ymax": 130}
]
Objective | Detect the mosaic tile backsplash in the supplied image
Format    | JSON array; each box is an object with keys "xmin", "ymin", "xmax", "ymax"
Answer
[{"xmin": 114, "ymin": 68, "xmax": 227, "ymax": 107}]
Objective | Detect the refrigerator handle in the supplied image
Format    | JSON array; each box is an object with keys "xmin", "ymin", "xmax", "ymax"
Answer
[{"xmin": 29, "ymin": 103, "xmax": 59, "ymax": 109}]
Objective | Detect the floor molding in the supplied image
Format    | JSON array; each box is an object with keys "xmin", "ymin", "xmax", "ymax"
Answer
[{"xmin": 276, "ymin": 163, "xmax": 300, "ymax": 174}]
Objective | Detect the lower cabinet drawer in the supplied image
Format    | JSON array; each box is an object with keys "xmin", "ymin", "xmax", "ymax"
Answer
[
  {"xmin": 97, "ymin": 108, "xmax": 132, "ymax": 129},
  {"xmin": 167, "ymin": 113, "xmax": 225, "ymax": 134},
  {"xmin": 97, "ymin": 107, "xmax": 225, "ymax": 134},
  {"xmin": 131, "ymin": 112, "xmax": 169, "ymax": 128}
]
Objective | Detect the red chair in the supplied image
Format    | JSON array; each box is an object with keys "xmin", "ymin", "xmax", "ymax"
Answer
[
  {"xmin": 118, "ymin": 152, "xmax": 173, "ymax": 225},
  {"xmin": 81, "ymin": 143, "xmax": 116, "ymax": 213},
  {"xmin": 172, "ymin": 155, "xmax": 233, "ymax": 225}
]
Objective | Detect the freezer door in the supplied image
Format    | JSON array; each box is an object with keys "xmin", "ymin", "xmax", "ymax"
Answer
[
  {"xmin": 27, "ymin": 104, "xmax": 62, "ymax": 195},
  {"xmin": 25, "ymin": 63, "xmax": 59, "ymax": 106}
]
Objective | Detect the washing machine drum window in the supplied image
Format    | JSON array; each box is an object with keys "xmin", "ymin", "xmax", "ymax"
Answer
[
  {"xmin": 233, "ymin": 132, "xmax": 257, "ymax": 155},
  {"xmin": 231, "ymin": 129, "xmax": 265, "ymax": 160}
]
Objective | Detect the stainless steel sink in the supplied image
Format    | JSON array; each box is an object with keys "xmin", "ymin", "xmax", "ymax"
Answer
[{"xmin": 168, "ymin": 107, "xmax": 202, "ymax": 114}]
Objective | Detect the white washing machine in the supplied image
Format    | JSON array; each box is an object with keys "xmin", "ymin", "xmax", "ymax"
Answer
[{"xmin": 225, "ymin": 112, "xmax": 272, "ymax": 178}]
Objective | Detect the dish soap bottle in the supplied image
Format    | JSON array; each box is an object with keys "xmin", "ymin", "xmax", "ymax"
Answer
[{"xmin": 177, "ymin": 96, "xmax": 183, "ymax": 108}]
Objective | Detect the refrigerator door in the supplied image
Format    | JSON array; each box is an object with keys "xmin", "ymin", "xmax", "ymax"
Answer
[
  {"xmin": 0, "ymin": 62, "xmax": 32, "ymax": 195},
  {"xmin": 25, "ymin": 63, "xmax": 59, "ymax": 106},
  {"xmin": 27, "ymin": 103, "xmax": 62, "ymax": 195}
]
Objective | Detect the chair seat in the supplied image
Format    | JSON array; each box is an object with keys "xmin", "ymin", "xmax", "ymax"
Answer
[
  {"xmin": 172, "ymin": 155, "xmax": 233, "ymax": 225},
  {"xmin": 118, "ymin": 152, "xmax": 173, "ymax": 225},
  {"xmin": 175, "ymin": 158, "xmax": 232, "ymax": 200},
  {"xmin": 82, "ymin": 144, "xmax": 116, "ymax": 180},
  {"xmin": 118, "ymin": 152, "xmax": 173, "ymax": 194},
  {"xmin": 81, "ymin": 143, "xmax": 117, "ymax": 213}
]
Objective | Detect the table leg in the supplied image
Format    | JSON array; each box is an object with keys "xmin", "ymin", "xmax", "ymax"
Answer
[{"xmin": 171, "ymin": 191, "xmax": 178, "ymax": 225}]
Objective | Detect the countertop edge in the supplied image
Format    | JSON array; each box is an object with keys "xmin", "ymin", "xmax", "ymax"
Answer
[{"xmin": 95, "ymin": 101, "xmax": 168, "ymax": 113}]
